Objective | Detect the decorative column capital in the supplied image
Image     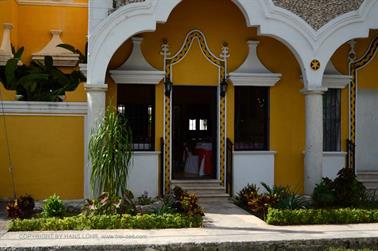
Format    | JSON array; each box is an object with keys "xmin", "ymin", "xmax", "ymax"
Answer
[
  {"xmin": 300, "ymin": 87, "xmax": 327, "ymax": 95},
  {"xmin": 85, "ymin": 84, "xmax": 108, "ymax": 92}
]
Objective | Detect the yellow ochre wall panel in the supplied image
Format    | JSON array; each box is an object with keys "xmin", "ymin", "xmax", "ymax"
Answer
[
  {"xmin": 0, "ymin": 1, "xmax": 88, "ymax": 101},
  {"xmin": 0, "ymin": 115, "xmax": 84, "ymax": 199}
]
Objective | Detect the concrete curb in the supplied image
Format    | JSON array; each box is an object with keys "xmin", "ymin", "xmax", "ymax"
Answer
[{"xmin": 0, "ymin": 236, "xmax": 378, "ymax": 251}]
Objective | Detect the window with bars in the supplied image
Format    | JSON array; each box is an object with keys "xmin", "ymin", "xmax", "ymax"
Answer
[
  {"xmin": 234, "ymin": 86, "xmax": 269, "ymax": 151},
  {"xmin": 323, "ymin": 88, "xmax": 341, "ymax": 152},
  {"xmin": 117, "ymin": 84, "xmax": 155, "ymax": 151}
]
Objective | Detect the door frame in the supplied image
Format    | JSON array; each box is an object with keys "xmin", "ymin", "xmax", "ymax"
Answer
[{"xmin": 170, "ymin": 85, "xmax": 220, "ymax": 180}]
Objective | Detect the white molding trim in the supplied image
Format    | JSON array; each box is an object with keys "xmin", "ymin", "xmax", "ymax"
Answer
[
  {"xmin": 230, "ymin": 73, "xmax": 281, "ymax": 87},
  {"xmin": 0, "ymin": 101, "xmax": 88, "ymax": 115},
  {"xmin": 32, "ymin": 29, "xmax": 80, "ymax": 67},
  {"xmin": 233, "ymin": 151, "xmax": 277, "ymax": 155},
  {"xmin": 110, "ymin": 70, "xmax": 164, "ymax": 84},
  {"xmin": 84, "ymin": 84, "xmax": 108, "ymax": 92},
  {"xmin": 110, "ymin": 37, "xmax": 164, "ymax": 84},
  {"xmin": 16, "ymin": 0, "xmax": 88, "ymax": 7},
  {"xmin": 230, "ymin": 40, "xmax": 281, "ymax": 87},
  {"xmin": 323, "ymin": 60, "xmax": 351, "ymax": 89},
  {"xmin": 133, "ymin": 151, "xmax": 160, "ymax": 156},
  {"xmin": 323, "ymin": 151, "xmax": 347, "ymax": 157},
  {"xmin": 79, "ymin": 63, "xmax": 87, "ymax": 78}
]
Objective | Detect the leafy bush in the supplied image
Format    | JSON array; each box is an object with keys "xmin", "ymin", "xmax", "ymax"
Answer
[
  {"xmin": 234, "ymin": 183, "xmax": 259, "ymax": 206},
  {"xmin": 312, "ymin": 168, "xmax": 367, "ymax": 208},
  {"xmin": 89, "ymin": 105, "xmax": 132, "ymax": 196},
  {"xmin": 8, "ymin": 213, "xmax": 203, "ymax": 231},
  {"xmin": 333, "ymin": 168, "xmax": 367, "ymax": 207},
  {"xmin": 6, "ymin": 195, "xmax": 35, "ymax": 219},
  {"xmin": 42, "ymin": 194, "xmax": 66, "ymax": 218},
  {"xmin": 136, "ymin": 192, "xmax": 155, "ymax": 206},
  {"xmin": 0, "ymin": 47, "xmax": 85, "ymax": 101},
  {"xmin": 261, "ymin": 182, "xmax": 308, "ymax": 210},
  {"xmin": 172, "ymin": 187, "xmax": 204, "ymax": 217},
  {"xmin": 82, "ymin": 191, "xmax": 136, "ymax": 216},
  {"xmin": 312, "ymin": 178, "xmax": 336, "ymax": 208},
  {"xmin": 235, "ymin": 183, "xmax": 307, "ymax": 219},
  {"xmin": 266, "ymin": 208, "xmax": 378, "ymax": 225}
]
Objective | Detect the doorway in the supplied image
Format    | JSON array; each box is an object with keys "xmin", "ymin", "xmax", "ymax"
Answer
[{"xmin": 172, "ymin": 86, "xmax": 218, "ymax": 179}]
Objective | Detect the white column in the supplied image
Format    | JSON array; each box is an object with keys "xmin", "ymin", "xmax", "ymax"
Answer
[
  {"xmin": 84, "ymin": 84, "xmax": 108, "ymax": 198},
  {"xmin": 302, "ymin": 89, "xmax": 325, "ymax": 195}
]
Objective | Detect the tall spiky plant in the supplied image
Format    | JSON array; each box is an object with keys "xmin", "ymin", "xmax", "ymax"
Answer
[{"xmin": 89, "ymin": 106, "xmax": 133, "ymax": 196}]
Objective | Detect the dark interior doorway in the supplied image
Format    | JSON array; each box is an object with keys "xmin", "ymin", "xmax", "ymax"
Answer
[{"xmin": 172, "ymin": 86, "xmax": 218, "ymax": 179}]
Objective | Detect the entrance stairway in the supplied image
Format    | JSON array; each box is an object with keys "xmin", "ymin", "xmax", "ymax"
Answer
[
  {"xmin": 171, "ymin": 180, "xmax": 230, "ymax": 202},
  {"xmin": 357, "ymin": 171, "xmax": 378, "ymax": 196}
]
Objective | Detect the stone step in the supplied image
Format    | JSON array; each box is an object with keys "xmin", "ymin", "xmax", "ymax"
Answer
[{"xmin": 171, "ymin": 179, "xmax": 229, "ymax": 199}]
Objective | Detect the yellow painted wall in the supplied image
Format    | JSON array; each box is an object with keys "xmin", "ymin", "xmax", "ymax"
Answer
[
  {"xmin": 108, "ymin": 0, "xmax": 307, "ymax": 191},
  {"xmin": 0, "ymin": 1, "xmax": 87, "ymax": 199},
  {"xmin": 108, "ymin": 0, "xmax": 378, "ymax": 192},
  {"xmin": 0, "ymin": 0, "xmax": 88, "ymax": 102},
  {"xmin": 0, "ymin": 115, "xmax": 84, "ymax": 199}
]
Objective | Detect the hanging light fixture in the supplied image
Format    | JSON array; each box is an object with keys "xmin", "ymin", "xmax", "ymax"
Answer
[
  {"xmin": 220, "ymin": 78, "xmax": 228, "ymax": 97},
  {"xmin": 117, "ymin": 104, "xmax": 126, "ymax": 114},
  {"xmin": 164, "ymin": 78, "xmax": 173, "ymax": 97}
]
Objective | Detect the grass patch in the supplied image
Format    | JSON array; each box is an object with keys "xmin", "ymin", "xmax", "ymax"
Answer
[
  {"xmin": 8, "ymin": 213, "xmax": 203, "ymax": 231},
  {"xmin": 266, "ymin": 208, "xmax": 378, "ymax": 225}
]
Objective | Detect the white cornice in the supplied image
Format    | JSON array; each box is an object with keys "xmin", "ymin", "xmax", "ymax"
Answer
[
  {"xmin": 110, "ymin": 70, "xmax": 164, "ymax": 85},
  {"xmin": 230, "ymin": 40, "xmax": 281, "ymax": 87},
  {"xmin": 0, "ymin": 101, "xmax": 88, "ymax": 115},
  {"xmin": 32, "ymin": 29, "xmax": 80, "ymax": 67},
  {"xmin": 110, "ymin": 37, "xmax": 164, "ymax": 85},
  {"xmin": 322, "ymin": 60, "xmax": 351, "ymax": 89},
  {"xmin": 16, "ymin": 0, "xmax": 88, "ymax": 7}
]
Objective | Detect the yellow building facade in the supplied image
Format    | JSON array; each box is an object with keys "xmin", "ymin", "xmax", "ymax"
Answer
[{"xmin": 0, "ymin": 0, "xmax": 377, "ymax": 200}]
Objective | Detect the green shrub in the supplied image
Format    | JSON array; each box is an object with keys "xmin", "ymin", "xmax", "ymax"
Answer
[
  {"xmin": 312, "ymin": 178, "xmax": 336, "ymax": 208},
  {"xmin": 42, "ymin": 194, "xmax": 66, "ymax": 218},
  {"xmin": 172, "ymin": 187, "xmax": 204, "ymax": 217},
  {"xmin": 333, "ymin": 168, "xmax": 367, "ymax": 207},
  {"xmin": 136, "ymin": 192, "xmax": 155, "ymax": 205},
  {"xmin": 235, "ymin": 183, "xmax": 307, "ymax": 219},
  {"xmin": 234, "ymin": 183, "xmax": 259, "ymax": 206},
  {"xmin": 261, "ymin": 182, "xmax": 308, "ymax": 210},
  {"xmin": 82, "ymin": 191, "xmax": 136, "ymax": 216},
  {"xmin": 312, "ymin": 168, "xmax": 368, "ymax": 208},
  {"xmin": 6, "ymin": 195, "xmax": 35, "ymax": 219},
  {"xmin": 8, "ymin": 213, "xmax": 203, "ymax": 231},
  {"xmin": 266, "ymin": 208, "xmax": 378, "ymax": 225}
]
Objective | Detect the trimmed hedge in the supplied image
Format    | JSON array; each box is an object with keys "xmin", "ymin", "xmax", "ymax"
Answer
[
  {"xmin": 266, "ymin": 208, "xmax": 378, "ymax": 225},
  {"xmin": 8, "ymin": 213, "xmax": 203, "ymax": 231}
]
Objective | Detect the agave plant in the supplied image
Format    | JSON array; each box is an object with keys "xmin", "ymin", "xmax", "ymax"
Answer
[
  {"xmin": 0, "ymin": 47, "xmax": 85, "ymax": 101},
  {"xmin": 89, "ymin": 106, "xmax": 133, "ymax": 196}
]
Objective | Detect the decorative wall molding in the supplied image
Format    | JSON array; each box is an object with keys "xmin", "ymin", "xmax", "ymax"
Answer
[
  {"xmin": 0, "ymin": 101, "xmax": 88, "ymax": 115},
  {"xmin": 323, "ymin": 60, "xmax": 352, "ymax": 89},
  {"xmin": 16, "ymin": 0, "xmax": 88, "ymax": 7},
  {"xmin": 230, "ymin": 40, "xmax": 281, "ymax": 87},
  {"xmin": 110, "ymin": 37, "xmax": 164, "ymax": 84},
  {"xmin": 233, "ymin": 151, "xmax": 277, "ymax": 155},
  {"xmin": 32, "ymin": 29, "xmax": 80, "ymax": 67},
  {"xmin": 0, "ymin": 23, "xmax": 14, "ymax": 66}
]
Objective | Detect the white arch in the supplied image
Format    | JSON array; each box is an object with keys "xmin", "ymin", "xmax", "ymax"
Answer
[
  {"xmin": 88, "ymin": 0, "xmax": 378, "ymax": 89},
  {"xmin": 87, "ymin": 0, "xmax": 181, "ymax": 85}
]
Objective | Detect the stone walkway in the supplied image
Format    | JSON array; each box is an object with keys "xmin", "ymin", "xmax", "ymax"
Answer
[
  {"xmin": 0, "ymin": 202, "xmax": 7, "ymax": 237},
  {"xmin": 0, "ymin": 200, "xmax": 378, "ymax": 250}
]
